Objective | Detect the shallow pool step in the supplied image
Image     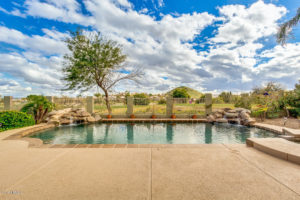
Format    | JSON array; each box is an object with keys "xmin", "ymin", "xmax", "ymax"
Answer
[{"xmin": 246, "ymin": 138, "xmax": 300, "ymax": 165}]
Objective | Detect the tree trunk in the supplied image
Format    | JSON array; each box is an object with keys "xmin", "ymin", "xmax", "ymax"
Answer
[{"xmin": 104, "ymin": 90, "xmax": 112, "ymax": 115}]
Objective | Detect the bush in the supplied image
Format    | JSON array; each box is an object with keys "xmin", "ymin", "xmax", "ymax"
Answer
[
  {"xmin": 212, "ymin": 97, "xmax": 224, "ymax": 104},
  {"xmin": 158, "ymin": 98, "xmax": 166, "ymax": 104},
  {"xmin": 0, "ymin": 111, "xmax": 35, "ymax": 132},
  {"xmin": 288, "ymin": 108, "xmax": 300, "ymax": 118},
  {"xmin": 172, "ymin": 88, "xmax": 190, "ymax": 98},
  {"xmin": 133, "ymin": 93, "xmax": 150, "ymax": 105}
]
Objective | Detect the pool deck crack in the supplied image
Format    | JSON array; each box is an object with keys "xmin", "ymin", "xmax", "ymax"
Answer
[{"xmin": 222, "ymin": 144, "xmax": 300, "ymax": 197}]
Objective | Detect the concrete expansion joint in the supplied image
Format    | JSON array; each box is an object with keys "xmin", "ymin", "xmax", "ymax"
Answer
[{"xmin": 222, "ymin": 144, "xmax": 300, "ymax": 198}]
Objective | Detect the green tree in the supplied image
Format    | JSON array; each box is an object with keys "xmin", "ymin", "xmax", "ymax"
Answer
[
  {"xmin": 277, "ymin": 7, "xmax": 300, "ymax": 45},
  {"xmin": 133, "ymin": 93, "xmax": 150, "ymax": 105},
  {"xmin": 62, "ymin": 30, "xmax": 141, "ymax": 114},
  {"xmin": 252, "ymin": 82, "xmax": 283, "ymax": 95},
  {"xmin": 172, "ymin": 88, "xmax": 190, "ymax": 98},
  {"xmin": 219, "ymin": 92, "xmax": 232, "ymax": 103},
  {"xmin": 21, "ymin": 95, "xmax": 53, "ymax": 124},
  {"xmin": 286, "ymin": 80, "xmax": 300, "ymax": 116}
]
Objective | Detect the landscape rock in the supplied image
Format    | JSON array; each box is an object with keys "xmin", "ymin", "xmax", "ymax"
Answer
[
  {"xmin": 243, "ymin": 118, "xmax": 256, "ymax": 126},
  {"xmin": 216, "ymin": 118, "xmax": 228, "ymax": 123},
  {"xmin": 93, "ymin": 114, "xmax": 102, "ymax": 122},
  {"xmin": 215, "ymin": 113, "xmax": 223, "ymax": 118},
  {"xmin": 45, "ymin": 108, "xmax": 101, "ymax": 126},
  {"xmin": 87, "ymin": 117, "xmax": 96, "ymax": 123},
  {"xmin": 224, "ymin": 112, "xmax": 239, "ymax": 118},
  {"xmin": 207, "ymin": 114, "xmax": 216, "ymax": 123},
  {"xmin": 240, "ymin": 111, "xmax": 250, "ymax": 120},
  {"xmin": 206, "ymin": 107, "xmax": 255, "ymax": 126}
]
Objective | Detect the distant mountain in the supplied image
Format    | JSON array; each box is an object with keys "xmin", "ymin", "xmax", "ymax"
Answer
[{"xmin": 166, "ymin": 86, "xmax": 203, "ymax": 98}]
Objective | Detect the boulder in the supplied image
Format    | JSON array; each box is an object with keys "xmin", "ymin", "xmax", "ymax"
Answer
[
  {"xmin": 227, "ymin": 109, "xmax": 237, "ymax": 113},
  {"xmin": 215, "ymin": 109, "xmax": 225, "ymax": 115},
  {"xmin": 240, "ymin": 111, "xmax": 250, "ymax": 120},
  {"xmin": 215, "ymin": 113, "xmax": 223, "ymax": 118},
  {"xmin": 93, "ymin": 114, "xmax": 101, "ymax": 122},
  {"xmin": 223, "ymin": 108, "xmax": 232, "ymax": 112},
  {"xmin": 77, "ymin": 111, "xmax": 90, "ymax": 117},
  {"xmin": 216, "ymin": 118, "xmax": 228, "ymax": 123},
  {"xmin": 60, "ymin": 119, "xmax": 71, "ymax": 125},
  {"xmin": 48, "ymin": 110, "xmax": 59, "ymax": 116},
  {"xmin": 207, "ymin": 114, "xmax": 216, "ymax": 122},
  {"xmin": 87, "ymin": 117, "xmax": 96, "ymax": 123},
  {"xmin": 224, "ymin": 112, "xmax": 239, "ymax": 118},
  {"xmin": 233, "ymin": 108, "xmax": 245, "ymax": 112},
  {"xmin": 243, "ymin": 118, "xmax": 256, "ymax": 126},
  {"xmin": 228, "ymin": 118, "xmax": 240, "ymax": 124},
  {"xmin": 61, "ymin": 114, "xmax": 73, "ymax": 119}
]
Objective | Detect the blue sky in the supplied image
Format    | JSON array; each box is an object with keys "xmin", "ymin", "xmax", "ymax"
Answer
[{"xmin": 0, "ymin": 0, "xmax": 299, "ymax": 97}]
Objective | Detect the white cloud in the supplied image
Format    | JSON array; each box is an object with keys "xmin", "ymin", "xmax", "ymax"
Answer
[
  {"xmin": 213, "ymin": 1, "xmax": 286, "ymax": 44},
  {"xmin": 0, "ymin": 53, "xmax": 62, "ymax": 86},
  {"xmin": 0, "ymin": 0, "xmax": 298, "ymax": 96},
  {"xmin": 24, "ymin": 0, "xmax": 95, "ymax": 25},
  {"xmin": 254, "ymin": 43, "xmax": 300, "ymax": 88},
  {"xmin": 0, "ymin": 26, "xmax": 68, "ymax": 55},
  {"xmin": 0, "ymin": 6, "xmax": 26, "ymax": 18}
]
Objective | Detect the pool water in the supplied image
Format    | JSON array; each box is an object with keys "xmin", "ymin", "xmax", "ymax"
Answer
[{"xmin": 30, "ymin": 123, "xmax": 277, "ymax": 144}]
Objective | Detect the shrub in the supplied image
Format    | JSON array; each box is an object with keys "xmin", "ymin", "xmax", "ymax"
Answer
[
  {"xmin": 234, "ymin": 95, "xmax": 251, "ymax": 109},
  {"xmin": 172, "ymin": 88, "xmax": 190, "ymax": 98},
  {"xmin": 288, "ymin": 108, "xmax": 300, "ymax": 117},
  {"xmin": 133, "ymin": 93, "xmax": 150, "ymax": 105},
  {"xmin": 21, "ymin": 95, "xmax": 54, "ymax": 124},
  {"xmin": 158, "ymin": 98, "xmax": 166, "ymax": 104},
  {"xmin": 212, "ymin": 97, "xmax": 224, "ymax": 104},
  {"xmin": 0, "ymin": 111, "xmax": 35, "ymax": 132}
]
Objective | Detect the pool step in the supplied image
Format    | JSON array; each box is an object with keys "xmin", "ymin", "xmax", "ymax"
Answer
[{"xmin": 246, "ymin": 138, "xmax": 300, "ymax": 165}]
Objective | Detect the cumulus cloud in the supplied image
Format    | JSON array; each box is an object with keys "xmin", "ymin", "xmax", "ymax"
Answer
[
  {"xmin": 0, "ymin": 0, "xmax": 298, "ymax": 97},
  {"xmin": 0, "ymin": 26, "xmax": 68, "ymax": 55}
]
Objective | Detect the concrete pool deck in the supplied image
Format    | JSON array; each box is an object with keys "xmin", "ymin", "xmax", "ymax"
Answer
[{"xmin": 1, "ymin": 126, "xmax": 300, "ymax": 199}]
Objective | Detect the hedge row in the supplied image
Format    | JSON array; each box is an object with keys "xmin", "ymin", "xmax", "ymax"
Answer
[{"xmin": 0, "ymin": 111, "xmax": 35, "ymax": 132}]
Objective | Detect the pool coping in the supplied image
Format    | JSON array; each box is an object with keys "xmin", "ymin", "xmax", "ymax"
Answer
[{"xmin": 2, "ymin": 120, "xmax": 294, "ymax": 149}]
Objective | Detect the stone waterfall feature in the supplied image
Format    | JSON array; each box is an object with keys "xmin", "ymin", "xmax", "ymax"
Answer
[
  {"xmin": 45, "ymin": 108, "xmax": 101, "ymax": 125},
  {"xmin": 207, "ymin": 108, "xmax": 256, "ymax": 126}
]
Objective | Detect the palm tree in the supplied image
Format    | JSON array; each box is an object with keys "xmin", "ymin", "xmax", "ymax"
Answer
[
  {"xmin": 277, "ymin": 7, "xmax": 300, "ymax": 45},
  {"xmin": 21, "ymin": 95, "xmax": 54, "ymax": 124}
]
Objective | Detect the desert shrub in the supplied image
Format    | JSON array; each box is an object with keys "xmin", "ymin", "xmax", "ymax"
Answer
[
  {"xmin": 0, "ymin": 111, "xmax": 35, "ymax": 132},
  {"xmin": 158, "ymin": 98, "xmax": 166, "ymax": 104},
  {"xmin": 234, "ymin": 97, "xmax": 251, "ymax": 109},
  {"xmin": 212, "ymin": 97, "xmax": 224, "ymax": 104},
  {"xmin": 251, "ymin": 106, "xmax": 268, "ymax": 121},
  {"xmin": 172, "ymin": 88, "xmax": 190, "ymax": 98},
  {"xmin": 288, "ymin": 108, "xmax": 300, "ymax": 117},
  {"xmin": 133, "ymin": 93, "xmax": 150, "ymax": 105}
]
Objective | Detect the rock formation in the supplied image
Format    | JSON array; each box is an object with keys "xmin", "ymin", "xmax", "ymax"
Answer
[
  {"xmin": 207, "ymin": 108, "xmax": 255, "ymax": 126},
  {"xmin": 45, "ymin": 108, "xmax": 101, "ymax": 125}
]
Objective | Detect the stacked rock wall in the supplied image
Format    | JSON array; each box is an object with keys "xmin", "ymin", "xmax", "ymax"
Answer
[
  {"xmin": 45, "ymin": 108, "xmax": 101, "ymax": 125},
  {"xmin": 207, "ymin": 108, "xmax": 255, "ymax": 126}
]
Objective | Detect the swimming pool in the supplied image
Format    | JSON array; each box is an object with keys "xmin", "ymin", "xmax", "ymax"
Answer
[{"xmin": 30, "ymin": 123, "xmax": 277, "ymax": 144}]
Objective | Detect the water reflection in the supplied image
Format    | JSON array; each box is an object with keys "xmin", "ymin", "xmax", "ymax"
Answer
[
  {"xmin": 104, "ymin": 124, "xmax": 111, "ymax": 142},
  {"xmin": 86, "ymin": 125, "xmax": 94, "ymax": 144},
  {"xmin": 166, "ymin": 124, "xmax": 174, "ymax": 143},
  {"xmin": 31, "ymin": 123, "xmax": 277, "ymax": 144},
  {"xmin": 204, "ymin": 123, "xmax": 212, "ymax": 144},
  {"xmin": 127, "ymin": 124, "xmax": 134, "ymax": 144}
]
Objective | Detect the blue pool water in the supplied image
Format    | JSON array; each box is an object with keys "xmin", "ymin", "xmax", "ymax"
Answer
[{"xmin": 30, "ymin": 123, "xmax": 277, "ymax": 144}]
